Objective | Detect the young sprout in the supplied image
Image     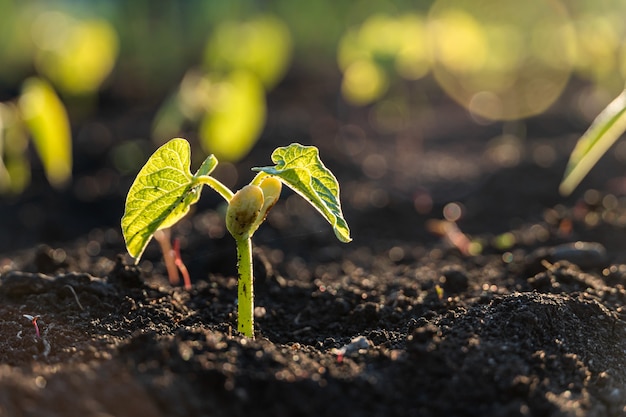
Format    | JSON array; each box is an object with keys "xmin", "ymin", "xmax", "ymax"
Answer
[
  {"xmin": 121, "ymin": 138, "xmax": 351, "ymax": 337},
  {"xmin": 23, "ymin": 314, "xmax": 40, "ymax": 338},
  {"xmin": 560, "ymin": 88, "xmax": 626, "ymax": 196},
  {"xmin": 435, "ymin": 284, "xmax": 444, "ymax": 301}
]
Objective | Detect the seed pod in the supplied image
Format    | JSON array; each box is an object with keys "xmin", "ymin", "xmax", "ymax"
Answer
[
  {"xmin": 226, "ymin": 184, "xmax": 264, "ymax": 238},
  {"xmin": 259, "ymin": 176, "xmax": 282, "ymax": 218}
]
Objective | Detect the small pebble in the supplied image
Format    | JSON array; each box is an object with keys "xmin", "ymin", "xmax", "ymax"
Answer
[{"xmin": 335, "ymin": 336, "xmax": 371, "ymax": 356}]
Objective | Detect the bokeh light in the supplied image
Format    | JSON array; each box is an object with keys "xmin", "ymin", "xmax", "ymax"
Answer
[
  {"xmin": 0, "ymin": 0, "xmax": 625, "ymax": 202},
  {"xmin": 154, "ymin": 14, "xmax": 292, "ymax": 163},
  {"xmin": 338, "ymin": 13, "xmax": 430, "ymax": 106},
  {"xmin": 341, "ymin": 59, "xmax": 389, "ymax": 106},
  {"xmin": 427, "ymin": 0, "xmax": 575, "ymax": 120}
]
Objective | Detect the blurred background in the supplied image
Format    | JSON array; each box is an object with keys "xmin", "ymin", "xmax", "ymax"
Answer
[{"xmin": 1, "ymin": 0, "xmax": 626, "ymax": 261}]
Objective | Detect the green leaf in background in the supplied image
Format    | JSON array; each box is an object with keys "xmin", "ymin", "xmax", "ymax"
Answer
[
  {"xmin": 18, "ymin": 77, "xmax": 72, "ymax": 188},
  {"xmin": 0, "ymin": 103, "xmax": 31, "ymax": 194},
  {"xmin": 199, "ymin": 70, "xmax": 266, "ymax": 162},
  {"xmin": 560, "ymin": 89, "xmax": 626, "ymax": 196},
  {"xmin": 34, "ymin": 18, "xmax": 118, "ymax": 95},
  {"xmin": 253, "ymin": 143, "xmax": 352, "ymax": 243},
  {"xmin": 122, "ymin": 138, "xmax": 216, "ymax": 261},
  {"xmin": 203, "ymin": 15, "xmax": 292, "ymax": 90}
]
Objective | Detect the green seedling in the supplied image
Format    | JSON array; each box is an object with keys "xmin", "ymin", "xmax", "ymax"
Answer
[
  {"xmin": 560, "ymin": 88, "xmax": 626, "ymax": 195},
  {"xmin": 121, "ymin": 138, "xmax": 351, "ymax": 337}
]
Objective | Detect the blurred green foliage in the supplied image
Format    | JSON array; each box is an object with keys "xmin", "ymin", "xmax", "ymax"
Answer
[
  {"xmin": 203, "ymin": 15, "xmax": 291, "ymax": 90},
  {"xmin": 336, "ymin": 0, "xmax": 626, "ymax": 121},
  {"xmin": 560, "ymin": 89, "xmax": 626, "ymax": 196},
  {"xmin": 0, "ymin": 3, "xmax": 118, "ymax": 193},
  {"xmin": 1, "ymin": 0, "xmax": 626, "ymax": 194},
  {"xmin": 32, "ymin": 14, "xmax": 118, "ymax": 95},
  {"xmin": 19, "ymin": 78, "xmax": 72, "ymax": 189},
  {"xmin": 153, "ymin": 14, "xmax": 291, "ymax": 162},
  {"xmin": 0, "ymin": 77, "xmax": 73, "ymax": 194},
  {"xmin": 2, "ymin": 0, "xmax": 626, "ymax": 105},
  {"xmin": 198, "ymin": 70, "xmax": 267, "ymax": 162},
  {"xmin": 338, "ymin": 13, "xmax": 429, "ymax": 105}
]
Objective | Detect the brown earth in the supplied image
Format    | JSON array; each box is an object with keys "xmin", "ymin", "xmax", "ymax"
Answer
[{"xmin": 1, "ymin": 78, "xmax": 626, "ymax": 417}]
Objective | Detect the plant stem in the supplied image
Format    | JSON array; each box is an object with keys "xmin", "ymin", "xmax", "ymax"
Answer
[
  {"xmin": 154, "ymin": 229, "xmax": 180, "ymax": 285},
  {"xmin": 195, "ymin": 175, "xmax": 234, "ymax": 202},
  {"xmin": 250, "ymin": 171, "xmax": 269, "ymax": 186},
  {"xmin": 236, "ymin": 236, "xmax": 254, "ymax": 337}
]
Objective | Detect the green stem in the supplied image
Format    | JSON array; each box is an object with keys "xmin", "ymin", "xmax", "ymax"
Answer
[
  {"xmin": 195, "ymin": 175, "xmax": 234, "ymax": 202},
  {"xmin": 250, "ymin": 171, "xmax": 270, "ymax": 187},
  {"xmin": 236, "ymin": 236, "xmax": 254, "ymax": 337}
]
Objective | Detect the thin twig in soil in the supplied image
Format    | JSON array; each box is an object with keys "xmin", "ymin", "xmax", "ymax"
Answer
[{"xmin": 64, "ymin": 285, "xmax": 85, "ymax": 311}]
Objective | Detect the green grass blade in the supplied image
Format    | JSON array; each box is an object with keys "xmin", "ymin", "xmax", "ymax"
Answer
[
  {"xmin": 560, "ymin": 89, "xmax": 626, "ymax": 196},
  {"xmin": 253, "ymin": 143, "xmax": 352, "ymax": 243},
  {"xmin": 122, "ymin": 138, "xmax": 209, "ymax": 261}
]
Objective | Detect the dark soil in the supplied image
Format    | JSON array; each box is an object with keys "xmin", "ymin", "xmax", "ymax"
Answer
[{"xmin": 2, "ymin": 79, "xmax": 626, "ymax": 417}]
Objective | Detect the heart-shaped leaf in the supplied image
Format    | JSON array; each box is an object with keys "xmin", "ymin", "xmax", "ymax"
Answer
[
  {"xmin": 253, "ymin": 143, "xmax": 351, "ymax": 242},
  {"xmin": 122, "ymin": 138, "xmax": 217, "ymax": 261}
]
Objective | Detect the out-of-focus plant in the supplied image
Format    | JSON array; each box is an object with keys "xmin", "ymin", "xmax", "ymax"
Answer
[
  {"xmin": 0, "ymin": 9, "xmax": 118, "ymax": 194},
  {"xmin": 336, "ymin": 1, "xmax": 626, "ymax": 124},
  {"xmin": 337, "ymin": 1, "xmax": 576, "ymax": 121},
  {"xmin": 560, "ymin": 88, "xmax": 626, "ymax": 196},
  {"xmin": 558, "ymin": 1, "xmax": 626, "ymax": 191},
  {"xmin": 153, "ymin": 15, "xmax": 292, "ymax": 163},
  {"xmin": 337, "ymin": 13, "xmax": 430, "ymax": 106},
  {"xmin": 18, "ymin": 78, "xmax": 72, "ymax": 188},
  {"xmin": 31, "ymin": 13, "xmax": 119, "ymax": 96},
  {"xmin": 0, "ymin": 78, "xmax": 72, "ymax": 194}
]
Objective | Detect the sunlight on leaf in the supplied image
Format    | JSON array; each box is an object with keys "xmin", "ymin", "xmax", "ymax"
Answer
[
  {"xmin": 122, "ymin": 138, "xmax": 216, "ymax": 261},
  {"xmin": 560, "ymin": 89, "xmax": 626, "ymax": 196},
  {"xmin": 253, "ymin": 143, "xmax": 352, "ymax": 243},
  {"xmin": 18, "ymin": 77, "xmax": 72, "ymax": 188}
]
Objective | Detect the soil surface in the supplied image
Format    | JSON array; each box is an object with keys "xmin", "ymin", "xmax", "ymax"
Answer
[{"xmin": 2, "ymin": 78, "xmax": 626, "ymax": 417}]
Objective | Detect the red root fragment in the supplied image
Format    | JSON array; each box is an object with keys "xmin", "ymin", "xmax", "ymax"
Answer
[
  {"xmin": 23, "ymin": 314, "xmax": 40, "ymax": 338},
  {"xmin": 173, "ymin": 238, "xmax": 191, "ymax": 290},
  {"xmin": 427, "ymin": 219, "xmax": 473, "ymax": 256},
  {"xmin": 154, "ymin": 229, "xmax": 180, "ymax": 286}
]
